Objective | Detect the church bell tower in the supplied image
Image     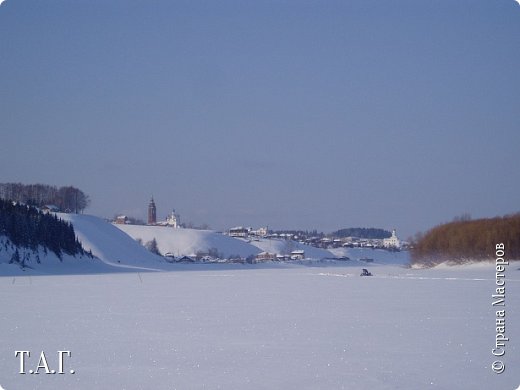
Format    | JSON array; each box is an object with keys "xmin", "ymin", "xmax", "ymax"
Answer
[{"xmin": 148, "ymin": 196, "xmax": 157, "ymax": 225}]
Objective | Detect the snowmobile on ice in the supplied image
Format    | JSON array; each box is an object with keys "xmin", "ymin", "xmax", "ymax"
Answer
[{"xmin": 360, "ymin": 268, "xmax": 373, "ymax": 277}]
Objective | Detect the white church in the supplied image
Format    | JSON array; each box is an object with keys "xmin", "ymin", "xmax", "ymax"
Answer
[
  {"xmin": 165, "ymin": 210, "xmax": 180, "ymax": 228},
  {"xmin": 383, "ymin": 229, "xmax": 400, "ymax": 249}
]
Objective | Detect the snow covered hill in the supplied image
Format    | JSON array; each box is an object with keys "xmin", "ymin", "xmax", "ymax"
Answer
[
  {"xmin": 117, "ymin": 224, "xmax": 262, "ymax": 258},
  {"xmin": 57, "ymin": 213, "xmax": 166, "ymax": 270},
  {"xmin": 0, "ymin": 213, "xmax": 169, "ymax": 275},
  {"xmin": 114, "ymin": 223, "xmax": 410, "ymax": 265},
  {"xmin": 0, "ymin": 212, "xmax": 409, "ymax": 276},
  {"xmin": 249, "ymin": 236, "xmax": 334, "ymax": 259},
  {"xmin": 116, "ymin": 224, "xmax": 336, "ymax": 260},
  {"xmin": 0, "ymin": 236, "xmax": 113, "ymax": 276}
]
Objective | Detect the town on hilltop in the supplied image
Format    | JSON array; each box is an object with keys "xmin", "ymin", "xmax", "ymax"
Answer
[
  {"xmin": 114, "ymin": 197, "xmax": 181, "ymax": 228},
  {"xmin": 0, "ymin": 184, "xmax": 407, "ymax": 267},
  {"xmin": 111, "ymin": 196, "xmax": 405, "ymax": 264}
]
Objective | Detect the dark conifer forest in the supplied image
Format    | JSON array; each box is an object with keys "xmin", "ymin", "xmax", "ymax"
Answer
[{"xmin": 0, "ymin": 198, "xmax": 88, "ymax": 261}]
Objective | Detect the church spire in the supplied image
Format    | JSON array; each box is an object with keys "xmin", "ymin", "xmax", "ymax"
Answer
[{"xmin": 148, "ymin": 196, "xmax": 156, "ymax": 225}]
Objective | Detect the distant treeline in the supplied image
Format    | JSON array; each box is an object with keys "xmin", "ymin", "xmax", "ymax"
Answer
[
  {"xmin": 272, "ymin": 229, "xmax": 325, "ymax": 238},
  {"xmin": 411, "ymin": 213, "xmax": 520, "ymax": 266},
  {"xmin": 332, "ymin": 228, "xmax": 391, "ymax": 239},
  {"xmin": 0, "ymin": 183, "xmax": 90, "ymax": 213},
  {"xmin": 271, "ymin": 227, "xmax": 391, "ymax": 239},
  {"xmin": 0, "ymin": 199, "xmax": 89, "ymax": 264}
]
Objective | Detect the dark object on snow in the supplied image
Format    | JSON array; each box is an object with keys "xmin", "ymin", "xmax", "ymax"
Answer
[{"xmin": 360, "ymin": 268, "xmax": 373, "ymax": 276}]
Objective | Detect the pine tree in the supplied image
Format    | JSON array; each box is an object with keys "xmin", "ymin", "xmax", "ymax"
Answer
[{"xmin": 145, "ymin": 238, "xmax": 161, "ymax": 256}]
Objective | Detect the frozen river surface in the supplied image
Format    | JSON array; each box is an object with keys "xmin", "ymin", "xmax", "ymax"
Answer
[{"xmin": 0, "ymin": 263, "xmax": 518, "ymax": 389}]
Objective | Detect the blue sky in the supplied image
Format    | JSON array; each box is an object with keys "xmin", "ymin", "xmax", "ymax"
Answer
[{"xmin": 1, "ymin": 0, "xmax": 519, "ymax": 238}]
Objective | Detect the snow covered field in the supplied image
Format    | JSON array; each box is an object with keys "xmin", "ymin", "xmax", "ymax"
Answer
[{"xmin": 1, "ymin": 263, "xmax": 518, "ymax": 390}]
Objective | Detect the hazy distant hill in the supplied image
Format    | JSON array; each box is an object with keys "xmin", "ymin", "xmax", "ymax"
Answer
[{"xmin": 332, "ymin": 227, "xmax": 391, "ymax": 239}]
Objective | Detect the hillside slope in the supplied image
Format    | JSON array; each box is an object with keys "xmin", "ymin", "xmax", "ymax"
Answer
[
  {"xmin": 58, "ymin": 213, "xmax": 166, "ymax": 270},
  {"xmin": 249, "ymin": 237, "xmax": 333, "ymax": 259},
  {"xmin": 116, "ymin": 224, "xmax": 335, "ymax": 260},
  {"xmin": 0, "ymin": 237, "xmax": 113, "ymax": 276},
  {"xmin": 116, "ymin": 224, "xmax": 262, "ymax": 258}
]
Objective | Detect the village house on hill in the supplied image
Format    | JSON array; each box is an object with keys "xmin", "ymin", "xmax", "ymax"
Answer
[
  {"xmin": 114, "ymin": 215, "xmax": 128, "ymax": 224},
  {"xmin": 228, "ymin": 226, "xmax": 268, "ymax": 238}
]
